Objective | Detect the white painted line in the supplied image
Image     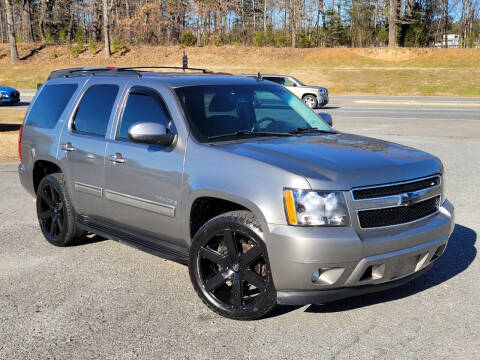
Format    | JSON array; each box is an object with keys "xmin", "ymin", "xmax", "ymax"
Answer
[{"xmin": 354, "ymin": 100, "xmax": 480, "ymax": 107}]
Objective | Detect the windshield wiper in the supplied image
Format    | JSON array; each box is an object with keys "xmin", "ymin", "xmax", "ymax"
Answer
[
  {"xmin": 288, "ymin": 127, "xmax": 336, "ymax": 135},
  {"xmin": 208, "ymin": 130, "xmax": 292, "ymax": 141}
]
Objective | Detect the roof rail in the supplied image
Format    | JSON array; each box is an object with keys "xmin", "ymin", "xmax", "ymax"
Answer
[
  {"xmin": 113, "ymin": 66, "xmax": 213, "ymax": 74},
  {"xmin": 47, "ymin": 67, "xmax": 140, "ymax": 80}
]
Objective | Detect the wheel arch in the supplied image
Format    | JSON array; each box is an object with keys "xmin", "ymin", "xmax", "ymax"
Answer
[
  {"xmin": 186, "ymin": 191, "xmax": 269, "ymax": 244},
  {"xmin": 33, "ymin": 159, "xmax": 63, "ymax": 194}
]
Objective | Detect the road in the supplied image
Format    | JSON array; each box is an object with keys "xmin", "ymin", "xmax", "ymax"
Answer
[{"xmin": 1, "ymin": 95, "xmax": 479, "ymax": 359}]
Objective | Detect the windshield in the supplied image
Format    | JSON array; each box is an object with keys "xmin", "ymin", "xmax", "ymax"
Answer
[{"xmin": 174, "ymin": 84, "xmax": 333, "ymax": 142}]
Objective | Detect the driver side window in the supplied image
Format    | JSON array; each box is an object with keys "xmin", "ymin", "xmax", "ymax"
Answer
[{"xmin": 117, "ymin": 86, "xmax": 171, "ymax": 141}]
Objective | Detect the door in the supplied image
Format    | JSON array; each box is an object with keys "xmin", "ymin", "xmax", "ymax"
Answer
[
  {"xmin": 104, "ymin": 85, "xmax": 185, "ymax": 244},
  {"xmin": 59, "ymin": 83, "xmax": 120, "ymax": 219}
]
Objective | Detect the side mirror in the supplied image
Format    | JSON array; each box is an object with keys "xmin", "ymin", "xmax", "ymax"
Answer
[
  {"xmin": 128, "ymin": 122, "xmax": 175, "ymax": 146},
  {"xmin": 317, "ymin": 112, "xmax": 333, "ymax": 126}
]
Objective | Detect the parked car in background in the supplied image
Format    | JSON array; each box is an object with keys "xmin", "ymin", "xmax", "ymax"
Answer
[
  {"xmin": 242, "ymin": 74, "xmax": 328, "ymax": 109},
  {"xmin": 0, "ymin": 85, "xmax": 20, "ymax": 105}
]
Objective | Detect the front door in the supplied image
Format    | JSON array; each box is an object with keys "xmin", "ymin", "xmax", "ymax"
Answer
[
  {"xmin": 59, "ymin": 82, "xmax": 121, "ymax": 219},
  {"xmin": 104, "ymin": 85, "xmax": 185, "ymax": 244}
]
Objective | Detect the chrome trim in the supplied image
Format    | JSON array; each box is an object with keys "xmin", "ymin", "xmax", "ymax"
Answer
[
  {"xmin": 104, "ymin": 189, "xmax": 175, "ymax": 217},
  {"xmin": 74, "ymin": 182, "xmax": 102, "ymax": 198},
  {"xmin": 350, "ymin": 187, "xmax": 441, "ymax": 211},
  {"xmin": 349, "ymin": 175, "xmax": 443, "ymax": 230},
  {"xmin": 351, "ymin": 174, "xmax": 441, "ymax": 200}
]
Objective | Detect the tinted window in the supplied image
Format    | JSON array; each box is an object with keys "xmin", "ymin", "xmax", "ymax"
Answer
[
  {"xmin": 264, "ymin": 77, "xmax": 284, "ymax": 85},
  {"xmin": 26, "ymin": 84, "xmax": 78, "ymax": 129},
  {"xmin": 117, "ymin": 87, "xmax": 170, "ymax": 141},
  {"xmin": 73, "ymin": 84, "xmax": 119, "ymax": 137},
  {"xmin": 175, "ymin": 84, "xmax": 333, "ymax": 142}
]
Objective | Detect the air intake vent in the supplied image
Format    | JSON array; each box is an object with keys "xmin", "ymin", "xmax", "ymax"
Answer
[{"xmin": 358, "ymin": 196, "xmax": 440, "ymax": 228}]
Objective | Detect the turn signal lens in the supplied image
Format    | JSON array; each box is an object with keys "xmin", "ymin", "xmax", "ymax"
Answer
[{"xmin": 284, "ymin": 189, "xmax": 298, "ymax": 225}]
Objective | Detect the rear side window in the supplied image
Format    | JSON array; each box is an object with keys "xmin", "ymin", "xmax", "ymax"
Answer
[
  {"xmin": 73, "ymin": 84, "xmax": 119, "ymax": 137},
  {"xmin": 25, "ymin": 84, "xmax": 78, "ymax": 129},
  {"xmin": 117, "ymin": 87, "xmax": 170, "ymax": 141}
]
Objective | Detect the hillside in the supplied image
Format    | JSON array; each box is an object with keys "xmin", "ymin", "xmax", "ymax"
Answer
[{"xmin": 1, "ymin": 44, "xmax": 479, "ymax": 96}]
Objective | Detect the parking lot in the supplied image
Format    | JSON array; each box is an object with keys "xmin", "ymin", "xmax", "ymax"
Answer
[{"xmin": 1, "ymin": 96, "xmax": 479, "ymax": 359}]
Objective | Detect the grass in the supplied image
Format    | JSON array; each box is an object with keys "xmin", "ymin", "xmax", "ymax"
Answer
[
  {"xmin": 0, "ymin": 108, "xmax": 26, "ymax": 162},
  {"xmin": 0, "ymin": 44, "xmax": 479, "ymax": 96}
]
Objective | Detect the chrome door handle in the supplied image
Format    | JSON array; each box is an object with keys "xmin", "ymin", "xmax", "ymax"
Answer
[
  {"xmin": 108, "ymin": 153, "xmax": 125, "ymax": 164},
  {"xmin": 61, "ymin": 142, "xmax": 76, "ymax": 152}
]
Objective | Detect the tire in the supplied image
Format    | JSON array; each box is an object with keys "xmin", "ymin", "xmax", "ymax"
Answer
[
  {"xmin": 189, "ymin": 210, "xmax": 277, "ymax": 320},
  {"xmin": 302, "ymin": 94, "xmax": 318, "ymax": 109},
  {"xmin": 36, "ymin": 173, "xmax": 85, "ymax": 246}
]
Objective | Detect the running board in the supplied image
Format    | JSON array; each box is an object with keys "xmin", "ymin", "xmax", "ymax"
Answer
[{"xmin": 77, "ymin": 217, "xmax": 189, "ymax": 265}]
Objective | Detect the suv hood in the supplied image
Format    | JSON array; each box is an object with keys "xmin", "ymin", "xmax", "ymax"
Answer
[{"xmin": 216, "ymin": 133, "xmax": 442, "ymax": 190}]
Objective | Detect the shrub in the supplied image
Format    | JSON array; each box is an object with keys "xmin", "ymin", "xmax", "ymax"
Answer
[
  {"xmin": 254, "ymin": 32, "xmax": 266, "ymax": 47},
  {"xmin": 45, "ymin": 33, "xmax": 54, "ymax": 45},
  {"xmin": 59, "ymin": 29, "xmax": 68, "ymax": 44},
  {"xmin": 88, "ymin": 37, "xmax": 96, "ymax": 55},
  {"xmin": 68, "ymin": 43, "xmax": 84, "ymax": 58},
  {"xmin": 296, "ymin": 32, "xmax": 312, "ymax": 48},
  {"xmin": 74, "ymin": 27, "xmax": 86, "ymax": 43},
  {"xmin": 112, "ymin": 38, "xmax": 131, "ymax": 54},
  {"xmin": 50, "ymin": 50, "xmax": 59, "ymax": 59},
  {"xmin": 180, "ymin": 31, "xmax": 197, "ymax": 46},
  {"xmin": 274, "ymin": 33, "xmax": 290, "ymax": 47}
]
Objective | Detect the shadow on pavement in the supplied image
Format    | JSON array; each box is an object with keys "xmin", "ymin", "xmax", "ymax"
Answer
[{"xmin": 269, "ymin": 224, "xmax": 476, "ymax": 317}]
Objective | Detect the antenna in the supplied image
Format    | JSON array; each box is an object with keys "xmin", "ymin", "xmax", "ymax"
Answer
[{"xmin": 182, "ymin": 52, "xmax": 188, "ymax": 72}]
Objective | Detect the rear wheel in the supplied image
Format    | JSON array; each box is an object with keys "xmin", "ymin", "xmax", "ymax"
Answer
[
  {"xmin": 189, "ymin": 211, "xmax": 276, "ymax": 320},
  {"xmin": 36, "ymin": 173, "xmax": 84, "ymax": 246},
  {"xmin": 302, "ymin": 94, "xmax": 318, "ymax": 109}
]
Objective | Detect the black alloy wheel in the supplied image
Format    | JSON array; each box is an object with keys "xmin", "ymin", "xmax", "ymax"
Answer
[
  {"xmin": 36, "ymin": 173, "xmax": 85, "ymax": 246},
  {"xmin": 38, "ymin": 183, "xmax": 65, "ymax": 240},
  {"xmin": 189, "ymin": 211, "xmax": 276, "ymax": 320}
]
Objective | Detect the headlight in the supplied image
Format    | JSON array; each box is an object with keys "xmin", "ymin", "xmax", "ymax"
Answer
[
  {"xmin": 0, "ymin": 93, "xmax": 9, "ymax": 99},
  {"xmin": 284, "ymin": 189, "xmax": 349, "ymax": 226},
  {"xmin": 318, "ymin": 88, "xmax": 327, "ymax": 95}
]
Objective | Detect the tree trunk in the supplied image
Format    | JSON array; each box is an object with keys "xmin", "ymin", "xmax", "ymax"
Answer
[
  {"xmin": 388, "ymin": 0, "xmax": 398, "ymax": 47},
  {"xmin": 290, "ymin": 0, "xmax": 296, "ymax": 47},
  {"xmin": 103, "ymin": 0, "xmax": 111, "ymax": 57},
  {"xmin": 263, "ymin": 0, "xmax": 267, "ymax": 33},
  {"xmin": 4, "ymin": 0, "xmax": 18, "ymax": 63},
  {"xmin": 22, "ymin": 0, "xmax": 33, "ymax": 42}
]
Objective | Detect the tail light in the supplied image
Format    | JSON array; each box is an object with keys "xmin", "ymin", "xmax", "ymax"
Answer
[{"xmin": 18, "ymin": 125, "xmax": 23, "ymax": 163}]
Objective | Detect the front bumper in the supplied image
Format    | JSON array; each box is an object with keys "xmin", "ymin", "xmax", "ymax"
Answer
[
  {"xmin": 265, "ymin": 199, "xmax": 454, "ymax": 305},
  {"xmin": 1, "ymin": 97, "xmax": 20, "ymax": 105}
]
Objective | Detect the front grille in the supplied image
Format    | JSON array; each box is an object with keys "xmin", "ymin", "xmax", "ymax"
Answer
[
  {"xmin": 358, "ymin": 196, "xmax": 440, "ymax": 228},
  {"xmin": 353, "ymin": 176, "xmax": 440, "ymax": 200},
  {"xmin": 11, "ymin": 92, "xmax": 19, "ymax": 99}
]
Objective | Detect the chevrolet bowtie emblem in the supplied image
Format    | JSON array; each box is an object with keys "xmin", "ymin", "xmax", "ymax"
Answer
[{"xmin": 400, "ymin": 192, "xmax": 421, "ymax": 206}]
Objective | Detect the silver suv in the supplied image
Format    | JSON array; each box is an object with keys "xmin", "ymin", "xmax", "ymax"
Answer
[
  {"xmin": 243, "ymin": 74, "xmax": 328, "ymax": 108},
  {"xmin": 18, "ymin": 67, "xmax": 454, "ymax": 320}
]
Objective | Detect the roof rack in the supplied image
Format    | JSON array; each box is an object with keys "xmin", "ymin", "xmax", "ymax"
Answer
[
  {"xmin": 113, "ymin": 66, "xmax": 213, "ymax": 74},
  {"xmin": 47, "ymin": 65, "xmax": 215, "ymax": 81}
]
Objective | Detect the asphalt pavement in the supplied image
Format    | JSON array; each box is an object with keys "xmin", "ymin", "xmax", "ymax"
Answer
[{"xmin": 0, "ymin": 94, "xmax": 479, "ymax": 359}]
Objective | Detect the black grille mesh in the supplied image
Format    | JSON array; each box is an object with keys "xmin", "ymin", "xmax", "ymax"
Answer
[
  {"xmin": 358, "ymin": 196, "xmax": 440, "ymax": 228},
  {"xmin": 353, "ymin": 176, "xmax": 440, "ymax": 200}
]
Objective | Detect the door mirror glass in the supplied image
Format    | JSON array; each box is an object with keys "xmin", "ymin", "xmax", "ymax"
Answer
[
  {"xmin": 128, "ymin": 122, "xmax": 175, "ymax": 146},
  {"xmin": 317, "ymin": 112, "xmax": 333, "ymax": 126}
]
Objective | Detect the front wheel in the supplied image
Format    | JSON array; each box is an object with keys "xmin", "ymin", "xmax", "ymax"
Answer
[
  {"xmin": 189, "ymin": 211, "xmax": 277, "ymax": 320},
  {"xmin": 302, "ymin": 94, "xmax": 318, "ymax": 109}
]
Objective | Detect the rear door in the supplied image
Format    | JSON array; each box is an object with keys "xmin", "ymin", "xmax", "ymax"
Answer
[
  {"xmin": 58, "ymin": 80, "xmax": 123, "ymax": 219},
  {"xmin": 103, "ymin": 83, "xmax": 185, "ymax": 244}
]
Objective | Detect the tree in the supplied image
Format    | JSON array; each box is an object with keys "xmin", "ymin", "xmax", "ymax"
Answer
[
  {"xmin": 389, "ymin": 0, "xmax": 399, "ymax": 47},
  {"xmin": 103, "ymin": 0, "xmax": 112, "ymax": 57},
  {"xmin": 4, "ymin": 0, "xmax": 18, "ymax": 62}
]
